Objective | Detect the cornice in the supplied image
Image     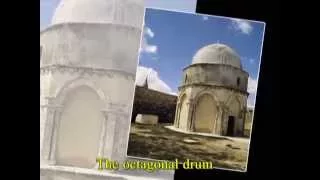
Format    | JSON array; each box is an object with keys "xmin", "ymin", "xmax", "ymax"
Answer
[
  {"xmin": 183, "ymin": 63, "xmax": 249, "ymax": 76},
  {"xmin": 40, "ymin": 22, "xmax": 141, "ymax": 36},
  {"xmin": 102, "ymin": 103, "xmax": 130, "ymax": 117},
  {"xmin": 178, "ymin": 83, "xmax": 249, "ymax": 96},
  {"xmin": 40, "ymin": 65, "xmax": 135, "ymax": 80}
]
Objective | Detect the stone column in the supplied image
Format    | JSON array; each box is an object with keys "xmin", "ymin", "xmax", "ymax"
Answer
[
  {"xmin": 40, "ymin": 106, "xmax": 47, "ymax": 163},
  {"xmin": 101, "ymin": 110, "xmax": 117, "ymax": 160},
  {"xmin": 40, "ymin": 97, "xmax": 62, "ymax": 165},
  {"xmin": 186, "ymin": 99, "xmax": 193, "ymax": 132},
  {"xmin": 112, "ymin": 112, "xmax": 130, "ymax": 164},
  {"xmin": 241, "ymin": 109, "xmax": 247, "ymax": 137},
  {"xmin": 101, "ymin": 103, "xmax": 130, "ymax": 166},
  {"xmin": 174, "ymin": 102, "xmax": 180, "ymax": 128},
  {"xmin": 97, "ymin": 110, "xmax": 109, "ymax": 158},
  {"xmin": 48, "ymin": 107, "xmax": 63, "ymax": 165},
  {"xmin": 219, "ymin": 105, "xmax": 227, "ymax": 136},
  {"xmin": 213, "ymin": 105, "xmax": 221, "ymax": 135}
]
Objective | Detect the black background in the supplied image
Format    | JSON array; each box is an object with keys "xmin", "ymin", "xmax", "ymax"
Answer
[
  {"xmin": 3, "ymin": 0, "xmax": 279, "ymax": 178},
  {"xmin": 174, "ymin": 0, "xmax": 280, "ymax": 179}
]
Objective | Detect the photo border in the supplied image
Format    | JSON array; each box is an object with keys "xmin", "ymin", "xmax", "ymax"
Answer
[{"xmin": 125, "ymin": 7, "xmax": 267, "ymax": 173}]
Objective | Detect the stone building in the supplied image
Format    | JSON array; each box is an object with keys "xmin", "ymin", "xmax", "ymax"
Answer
[
  {"xmin": 244, "ymin": 106, "xmax": 254, "ymax": 137},
  {"xmin": 174, "ymin": 43, "xmax": 249, "ymax": 137},
  {"xmin": 39, "ymin": 0, "xmax": 171, "ymax": 179},
  {"xmin": 131, "ymin": 77, "xmax": 177, "ymax": 124}
]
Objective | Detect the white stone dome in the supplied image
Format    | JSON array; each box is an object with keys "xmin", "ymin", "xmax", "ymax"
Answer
[
  {"xmin": 192, "ymin": 43, "xmax": 242, "ymax": 69},
  {"xmin": 51, "ymin": 0, "xmax": 144, "ymax": 28}
]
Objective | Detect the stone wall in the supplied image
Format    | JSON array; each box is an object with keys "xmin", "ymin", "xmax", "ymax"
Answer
[
  {"xmin": 40, "ymin": 23, "xmax": 141, "ymax": 75},
  {"xmin": 131, "ymin": 86, "xmax": 177, "ymax": 124},
  {"xmin": 40, "ymin": 21, "xmax": 142, "ymax": 166},
  {"xmin": 175, "ymin": 85, "xmax": 248, "ymax": 137},
  {"xmin": 182, "ymin": 64, "xmax": 249, "ymax": 92},
  {"xmin": 131, "ymin": 85, "xmax": 253, "ymax": 137},
  {"xmin": 244, "ymin": 108, "xmax": 254, "ymax": 137},
  {"xmin": 40, "ymin": 65, "xmax": 135, "ymax": 166}
]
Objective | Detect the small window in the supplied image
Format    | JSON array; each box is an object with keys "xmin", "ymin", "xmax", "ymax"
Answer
[
  {"xmin": 185, "ymin": 74, "xmax": 188, "ymax": 83},
  {"xmin": 237, "ymin": 77, "xmax": 240, "ymax": 87}
]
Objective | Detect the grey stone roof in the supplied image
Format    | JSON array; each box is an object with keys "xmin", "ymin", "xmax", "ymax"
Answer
[{"xmin": 192, "ymin": 43, "xmax": 242, "ymax": 69}]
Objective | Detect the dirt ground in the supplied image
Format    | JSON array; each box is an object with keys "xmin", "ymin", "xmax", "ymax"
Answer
[{"xmin": 127, "ymin": 123, "xmax": 250, "ymax": 171}]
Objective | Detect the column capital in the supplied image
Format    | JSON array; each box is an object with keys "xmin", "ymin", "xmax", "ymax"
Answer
[
  {"xmin": 106, "ymin": 103, "xmax": 129, "ymax": 112},
  {"xmin": 186, "ymin": 100, "xmax": 193, "ymax": 105},
  {"xmin": 40, "ymin": 104, "xmax": 63, "ymax": 110},
  {"xmin": 41, "ymin": 97, "xmax": 63, "ymax": 110},
  {"xmin": 101, "ymin": 110, "xmax": 128, "ymax": 117}
]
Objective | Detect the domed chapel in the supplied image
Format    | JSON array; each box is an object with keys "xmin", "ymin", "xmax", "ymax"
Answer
[
  {"xmin": 174, "ymin": 43, "xmax": 249, "ymax": 137},
  {"xmin": 40, "ymin": 0, "xmax": 144, "ymax": 169}
]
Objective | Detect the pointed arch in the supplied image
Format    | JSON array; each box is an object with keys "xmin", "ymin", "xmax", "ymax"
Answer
[
  {"xmin": 192, "ymin": 89, "xmax": 219, "ymax": 133},
  {"xmin": 224, "ymin": 93, "xmax": 245, "ymax": 136},
  {"xmin": 55, "ymin": 86, "xmax": 105, "ymax": 168},
  {"xmin": 225, "ymin": 93, "xmax": 243, "ymax": 116},
  {"xmin": 193, "ymin": 89, "xmax": 219, "ymax": 104},
  {"xmin": 49, "ymin": 77, "xmax": 110, "ymax": 168},
  {"xmin": 177, "ymin": 93, "xmax": 188, "ymax": 130},
  {"xmin": 54, "ymin": 77, "xmax": 109, "ymax": 106},
  {"xmin": 177, "ymin": 91, "xmax": 188, "ymax": 103}
]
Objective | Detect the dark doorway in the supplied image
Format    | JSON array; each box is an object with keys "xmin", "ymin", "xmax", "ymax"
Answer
[{"xmin": 227, "ymin": 116, "xmax": 235, "ymax": 136}]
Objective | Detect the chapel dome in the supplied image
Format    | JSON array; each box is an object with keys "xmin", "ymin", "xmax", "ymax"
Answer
[
  {"xmin": 192, "ymin": 43, "xmax": 242, "ymax": 69},
  {"xmin": 51, "ymin": 0, "xmax": 144, "ymax": 28}
]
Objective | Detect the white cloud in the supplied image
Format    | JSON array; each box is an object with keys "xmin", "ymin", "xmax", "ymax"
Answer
[
  {"xmin": 136, "ymin": 66, "xmax": 176, "ymax": 95},
  {"xmin": 202, "ymin": 16, "xmax": 209, "ymax": 21},
  {"xmin": 231, "ymin": 19, "xmax": 253, "ymax": 35},
  {"xmin": 144, "ymin": 27, "xmax": 154, "ymax": 38},
  {"xmin": 140, "ymin": 38, "xmax": 158, "ymax": 54},
  {"xmin": 140, "ymin": 27, "xmax": 158, "ymax": 54},
  {"xmin": 248, "ymin": 77, "xmax": 257, "ymax": 94},
  {"xmin": 241, "ymin": 56, "xmax": 255, "ymax": 65},
  {"xmin": 247, "ymin": 77, "xmax": 258, "ymax": 107},
  {"xmin": 247, "ymin": 93, "xmax": 256, "ymax": 108}
]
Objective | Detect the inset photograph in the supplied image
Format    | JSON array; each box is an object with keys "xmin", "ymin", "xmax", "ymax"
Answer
[{"xmin": 127, "ymin": 8, "xmax": 265, "ymax": 172}]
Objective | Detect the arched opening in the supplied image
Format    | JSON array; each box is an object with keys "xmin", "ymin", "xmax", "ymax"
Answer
[
  {"xmin": 55, "ymin": 86, "xmax": 104, "ymax": 168},
  {"xmin": 226, "ymin": 97, "xmax": 242, "ymax": 136},
  {"xmin": 194, "ymin": 94, "xmax": 217, "ymax": 133},
  {"xmin": 178, "ymin": 95, "xmax": 188, "ymax": 130}
]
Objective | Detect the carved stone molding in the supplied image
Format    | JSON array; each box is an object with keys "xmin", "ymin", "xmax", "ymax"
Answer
[
  {"xmin": 40, "ymin": 22, "xmax": 142, "ymax": 37},
  {"xmin": 107, "ymin": 103, "xmax": 129, "ymax": 112},
  {"xmin": 40, "ymin": 65, "xmax": 135, "ymax": 80},
  {"xmin": 102, "ymin": 103, "xmax": 130, "ymax": 117},
  {"xmin": 179, "ymin": 83, "xmax": 249, "ymax": 96},
  {"xmin": 40, "ymin": 97, "xmax": 63, "ymax": 110}
]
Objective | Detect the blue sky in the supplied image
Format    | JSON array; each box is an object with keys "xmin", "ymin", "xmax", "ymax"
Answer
[{"xmin": 139, "ymin": 9, "xmax": 265, "ymax": 107}]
